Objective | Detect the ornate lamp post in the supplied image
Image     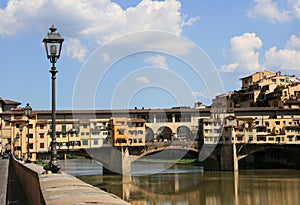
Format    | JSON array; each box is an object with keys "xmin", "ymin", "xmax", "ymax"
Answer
[
  {"xmin": 24, "ymin": 103, "xmax": 32, "ymax": 163},
  {"xmin": 43, "ymin": 25, "xmax": 64, "ymax": 173},
  {"xmin": 19, "ymin": 124, "xmax": 23, "ymax": 159}
]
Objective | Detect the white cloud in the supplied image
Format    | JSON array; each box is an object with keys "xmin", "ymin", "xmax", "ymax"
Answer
[
  {"xmin": 65, "ymin": 38, "xmax": 87, "ymax": 62},
  {"xmin": 289, "ymin": 0, "xmax": 300, "ymax": 19},
  {"xmin": 192, "ymin": 91, "xmax": 210, "ymax": 99},
  {"xmin": 0, "ymin": 0, "xmax": 198, "ymax": 61},
  {"xmin": 219, "ymin": 63, "xmax": 239, "ymax": 73},
  {"xmin": 145, "ymin": 55, "xmax": 169, "ymax": 69},
  {"xmin": 264, "ymin": 33, "xmax": 300, "ymax": 71},
  {"xmin": 219, "ymin": 33, "xmax": 263, "ymax": 73},
  {"xmin": 248, "ymin": 0, "xmax": 292, "ymax": 23},
  {"xmin": 102, "ymin": 53, "xmax": 111, "ymax": 63},
  {"xmin": 286, "ymin": 33, "xmax": 300, "ymax": 50},
  {"xmin": 136, "ymin": 76, "xmax": 150, "ymax": 84}
]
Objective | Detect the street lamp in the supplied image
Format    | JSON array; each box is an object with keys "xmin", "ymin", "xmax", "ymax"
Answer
[
  {"xmin": 43, "ymin": 25, "xmax": 64, "ymax": 173},
  {"xmin": 19, "ymin": 124, "xmax": 23, "ymax": 159},
  {"xmin": 24, "ymin": 103, "xmax": 32, "ymax": 163}
]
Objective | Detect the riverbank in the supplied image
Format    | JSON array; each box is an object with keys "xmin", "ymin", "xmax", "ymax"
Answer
[{"xmin": 133, "ymin": 157, "xmax": 200, "ymax": 164}]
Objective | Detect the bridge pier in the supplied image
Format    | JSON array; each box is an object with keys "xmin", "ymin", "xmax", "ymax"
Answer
[
  {"xmin": 203, "ymin": 143, "xmax": 238, "ymax": 171},
  {"xmin": 87, "ymin": 147, "xmax": 134, "ymax": 175},
  {"xmin": 220, "ymin": 143, "xmax": 238, "ymax": 171}
]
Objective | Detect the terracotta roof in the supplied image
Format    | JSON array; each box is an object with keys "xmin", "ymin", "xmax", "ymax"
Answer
[{"xmin": 3, "ymin": 99, "xmax": 21, "ymax": 105}]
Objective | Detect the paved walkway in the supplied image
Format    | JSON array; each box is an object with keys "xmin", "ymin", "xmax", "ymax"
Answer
[
  {"xmin": 40, "ymin": 173, "xmax": 131, "ymax": 205},
  {"xmin": 0, "ymin": 158, "xmax": 9, "ymax": 204}
]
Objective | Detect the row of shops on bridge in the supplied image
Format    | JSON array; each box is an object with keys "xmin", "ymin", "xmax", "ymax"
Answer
[
  {"xmin": 1, "ymin": 105, "xmax": 300, "ymax": 162},
  {"xmin": 0, "ymin": 108, "xmax": 202, "ymax": 161}
]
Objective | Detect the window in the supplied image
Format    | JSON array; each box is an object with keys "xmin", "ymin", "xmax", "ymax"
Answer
[
  {"xmin": 257, "ymin": 136, "xmax": 266, "ymax": 141},
  {"xmin": 5, "ymin": 120, "xmax": 10, "ymax": 126},
  {"xmin": 82, "ymin": 140, "xmax": 88, "ymax": 146},
  {"xmin": 280, "ymin": 79, "xmax": 284, "ymax": 82},
  {"xmin": 287, "ymin": 135, "xmax": 294, "ymax": 142},
  {"xmin": 83, "ymin": 124, "xmax": 88, "ymax": 129},
  {"xmin": 28, "ymin": 124, "xmax": 33, "ymax": 129},
  {"xmin": 275, "ymin": 121, "xmax": 280, "ymax": 125},
  {"xmin": 40, "ymin": 124, "xmax": 44, "ymax": 129},
  {"xmin": 246, "ymin": 128, "xmax": 253, "ymax": 132},
  {"xmin": 62, "ymin": 124, "xmax": 66, "ymax": 133},
  {"xmin": 27, "ymin": 134, "xmax": 33, "ymax": 138},
  {"xmin": 62, "ymin": 134, "xmax": 66, "ymax": 138},
  {"xmin": 40, "ymin": 143, "xmax": 45, "ymax": 149},
  {"xmin": 139, "ymin": 138, "xmax": 143, "ymax": 143},
  {"xmin": 39, "ymin": 133, "xmax": 45, "ymax": 138},
  {"xmin": 249, "ymin": 135, "xmax": 253, "ymax": 141},
  {"xmin": 118, "ymin": 129, "xmax": 125, "ymax": 135},
  {"xmin": 93, "ymin": 140, "xmax": 98, "ymax": 145}
]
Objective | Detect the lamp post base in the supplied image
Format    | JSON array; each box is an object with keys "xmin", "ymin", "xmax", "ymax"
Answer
[{"xmin": 43, "ymin": 161, "xmax": 61, "ymax": 173}]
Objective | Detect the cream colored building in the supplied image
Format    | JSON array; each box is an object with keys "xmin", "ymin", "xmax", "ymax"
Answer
[{"xmin": 200, "ymin": 109, "xmax": 300, "ymax": 145}]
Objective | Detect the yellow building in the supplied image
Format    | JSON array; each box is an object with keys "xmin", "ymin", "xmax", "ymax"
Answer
[
  {"xmin": 127, "ymin": 118, "xmax": 146, "ymax": 146},
  {"xmin": 240, "ymin": 70, "xmax": 275, "ymax": 89},
  {"xmin": 109, "ymin": 118, "xmax": 129, "ymax": 147},
  {"xmin": 2, "ymin": 108, "xmax": 38, "ymax": 161},
  {"xmin": 109, "ymin": 118, "xmax": 146, "ymax": 147}
]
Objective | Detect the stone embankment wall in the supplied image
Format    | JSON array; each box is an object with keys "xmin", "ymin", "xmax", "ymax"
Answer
[
  {"xmin": 12, "ymin": 158, "xmax": 45, "ymax": 204},
  {"xmin": 12, "ymin": 157, "xmax": 130, "ymax": 205}
]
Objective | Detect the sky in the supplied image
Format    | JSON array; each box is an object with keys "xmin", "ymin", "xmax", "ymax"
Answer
[{"xmin": 0, "ymin": 0, "xmax": 300, "ymax": 110}]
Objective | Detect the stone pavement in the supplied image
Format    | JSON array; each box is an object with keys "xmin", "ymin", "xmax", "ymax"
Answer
[
  {"xmin": 40, "ymin": 172, "xmax": 131, "ymax": 205},
  {"xmin": 0, "ymin": 158, "xmax": 9, "ymax": 204}
]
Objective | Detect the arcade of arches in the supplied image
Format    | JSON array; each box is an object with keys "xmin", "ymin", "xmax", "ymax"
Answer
[{"xmin": 146, "ymin": 126, "xmax": 194, "ymax": 142}]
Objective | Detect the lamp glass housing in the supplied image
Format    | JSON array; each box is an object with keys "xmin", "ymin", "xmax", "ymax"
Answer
[
  {"xmin": 24, "ymin": 103, "xmax": 32, "ymax": 117},
  {"xmin": 43, "ymin": 25, "xmax": 64, "ymax": 61}
]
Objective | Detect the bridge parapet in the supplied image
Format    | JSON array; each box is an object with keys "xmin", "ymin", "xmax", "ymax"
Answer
[
  {"xmin": 145, "ymin": 141, "xmax": 199, "ymax": 152},
  {"xmin": 11, "ymin": 156, "xmax": 130, "ymax": 204}
]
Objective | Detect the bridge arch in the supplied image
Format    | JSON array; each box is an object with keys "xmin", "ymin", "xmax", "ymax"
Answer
[
  {"xmin": 237, "ymin": 144, "xmax": 300, "ymax": 169},
  {"xmin": 146, "ymin": 127, "xmax": 154, "ymax": 142},
  {"xmin": 157, "ymin": 126, "xmax": 173, "ymax": 141},
  {"xmin": 176, "ymin": 126, "xmax": 193, "ymax": 141}
]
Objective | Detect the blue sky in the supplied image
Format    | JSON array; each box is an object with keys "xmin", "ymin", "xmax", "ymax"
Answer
[{"xmin": 0, "ymin": 0, "xmax": 300, "ymax": 110}]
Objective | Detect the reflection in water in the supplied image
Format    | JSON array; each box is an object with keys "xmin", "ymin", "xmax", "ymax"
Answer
[
  {"xmin": 63, "ymin": 159, "xmax": 300, "ymax": 205},
  {"xmin": 60, "ymin": 158, "xmax": 103, "ymax": 175}
]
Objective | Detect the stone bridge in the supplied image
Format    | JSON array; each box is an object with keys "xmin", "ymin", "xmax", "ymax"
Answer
[
  {"xmin": 55, "ymin": 141, "xmax": 300, "ymax": 174},
  {"xmin": 201, "ymin": 143, "xmax": 300, "ymax": 171},
  {"xmin": 56, "ymin": 141, "xmax": 200, "ymax": 174}
]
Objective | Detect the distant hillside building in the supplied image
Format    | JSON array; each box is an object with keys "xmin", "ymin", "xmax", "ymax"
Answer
[
  {"xmin": 213, "ymin": 71, "xmax": 300, "ymax": 108},
  {"xmin": 0, "ymin": 97, "xmax": 21, "ymax": 112}
]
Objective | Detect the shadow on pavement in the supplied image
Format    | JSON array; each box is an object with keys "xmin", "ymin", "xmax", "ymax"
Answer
[{"xmin": 7, "ymin": 159, "xmax": 29, "ymax": 205}]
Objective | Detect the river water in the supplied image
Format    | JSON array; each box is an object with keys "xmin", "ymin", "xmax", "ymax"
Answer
[{"xmin": 60, "ymin": 159, "xmax": 300, "ymax": 205}]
